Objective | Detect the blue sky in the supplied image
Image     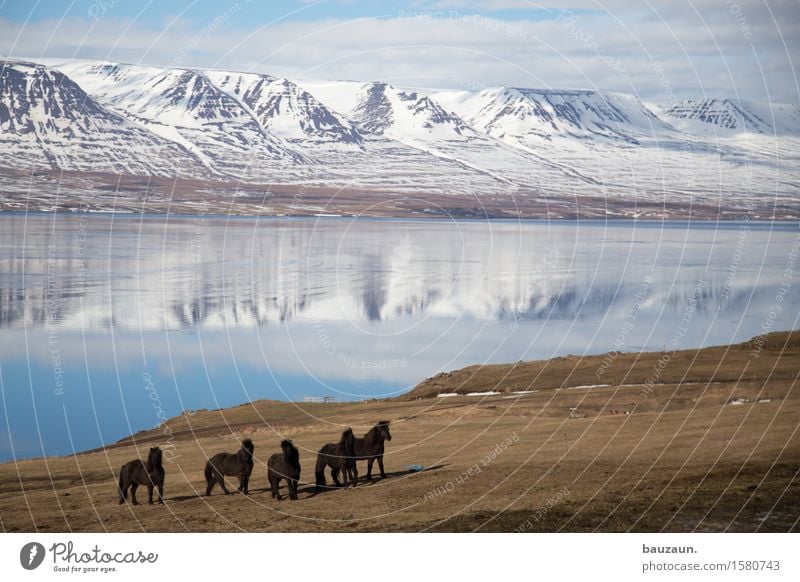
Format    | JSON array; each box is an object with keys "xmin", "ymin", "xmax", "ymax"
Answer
[
  {"xmin": 0, "ymin": 0, "xmax": 797, "ymax": 101},
  {"xmin": 1, "ymin": 1, "xmax": 573, "ymax": 25}
]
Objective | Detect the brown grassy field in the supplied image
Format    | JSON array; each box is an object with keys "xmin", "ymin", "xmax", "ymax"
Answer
[{"xmin": 1, "ymin": 331, "xmax": 798, "ymax": 532}]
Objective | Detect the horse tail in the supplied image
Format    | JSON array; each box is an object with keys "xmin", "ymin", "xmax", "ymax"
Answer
[
  {"xmin": 204, "ymin": 460, "xmax": 213, "ymax": 483},
  {"xmin": 117, "ymin": 468, "xmax": 126, "ymax": 503},
  {"xmin": 314, "ymin": 451, "xmax": 327, "ymax": 490}
]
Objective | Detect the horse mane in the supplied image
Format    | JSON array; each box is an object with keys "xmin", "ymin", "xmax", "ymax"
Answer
[
  {"xmin": 340, "ymin": 428, "xmax": 355, "ymax": 455},
  {"xmin": 239, "ymin": 438, "xmax": 255, "ymax": 460},
  {"xmin": 364, "ymin": 420, "xmax": 391, "ymax": 444},
  {"xmin": 146, "ymin": 447, "xmax": 163, "ymax": 471}
]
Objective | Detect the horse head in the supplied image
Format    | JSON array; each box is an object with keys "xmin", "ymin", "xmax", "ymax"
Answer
[
  {"xmin": 147, "ymin": 447, "xmax": 163, "ymax": 469},
  {"xmin": 281, "ymin": 439, "xmax": 299, "ymax": 465},
  {"xmin": 240, "ymin": 438, "xmax": 255, "ymax": 458},
  {"xmin": 377, "ymin": 420, "xmax": 392, "ymax": 442}
]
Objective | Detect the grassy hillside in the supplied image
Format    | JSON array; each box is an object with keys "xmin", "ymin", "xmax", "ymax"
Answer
[{"xmin": 0, "ymin": 330, "xmax": 797, "ymax": 532}]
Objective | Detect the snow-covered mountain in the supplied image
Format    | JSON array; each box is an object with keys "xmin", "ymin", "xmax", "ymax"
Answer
[
  {"xmin": 436, "ymin": 86, "xmax": 800, "ymax": 203},
  {"xmin": 434, "ymin": 86, "xmax": 672, "ymax": 144},
  {"xmin": 657, "ymin": 98, "xmax": 800, "ymax": 135},
  {"xmin": 206, "ymin": 70, "xmax": 364, "ymax": 146},
  {"xmin": 349, "ymin": 82, "xmax": 472, "ymax": 138},
  {"xmin": 0, "ymin": 60, "xmax": 207, "ymax": 177},
  {"xmin": 54, "ymin": 61, "xmax": 311, "ymax": 182},
  {"xmin": 299, "ymin": 80, "xmax": 604, "ymax": 191},
  {"xmin": 1, "ymin": 59, "xmax": 798, "ymax": 208}
]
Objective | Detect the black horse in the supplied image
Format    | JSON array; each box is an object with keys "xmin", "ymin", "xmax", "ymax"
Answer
[
  {"xmin": 315, "ymin": 428, "xmax": 357, "ymax": 491},
  {"xmin": 204, "ymin": 438, "xmax": 255, "ymax": 496},
  {"xmin": 267, "ymin": 440, "xmax": 301, "ymax": 501},
  {"xmin": 354, "ymin": 420, "xmax": 392, "ymax": 480},
  {"xmin": 118, "ymin": 447, "xmax": 165, "ymax": 505}
]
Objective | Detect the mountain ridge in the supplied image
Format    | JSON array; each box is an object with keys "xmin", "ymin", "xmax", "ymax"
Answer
[{"xmin": 1, "ymin": 58, "xmax": 798, "ymax": 212}]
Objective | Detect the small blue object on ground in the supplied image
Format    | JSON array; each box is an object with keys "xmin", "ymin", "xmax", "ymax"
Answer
[{"xmin": 406, "ymin": 464, "xmax": 424, "ymax": 472}]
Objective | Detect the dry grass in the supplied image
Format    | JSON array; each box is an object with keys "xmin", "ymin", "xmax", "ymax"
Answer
[{"xmin": 0, "ymin": 331, "xmax": 797, "ymax": 532}]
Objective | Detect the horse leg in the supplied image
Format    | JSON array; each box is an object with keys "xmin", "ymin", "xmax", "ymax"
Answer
[
  {"xmin": 332, "ymin": 466, "xmax": 342, "ymax": 487},
  {"xmin": 351, "ymin": 464, "xmax": 358, "ymax": 487},
  {"xmin": 378, "ymin": 455, "xmax": 387, "ymax": 479},
  {"xmin": 366, "ymin": 458, "xmax": 374, "ymax": 480},
  {"xmin": 158, "ymin": 482, "xmax": 165, "ymax": 504},
  {"xmin": 242, "ymin": 472, "xmax": 250, "ymax": 495},
  {"xmin": 130, "ymin": 482, "xmax": 139, "ymax": 505},
  {"xmin": 147, "ymin": 483, "xmax": 154, "ymax": 505},
  {"xmin": 289, "ymin": 479, "xmax": 298, "ymax": 500},
  {"xmin": 219, "ymin": 474, "xmax": 230, "ymax": 495},
  {"xmin": 204, "ymin": 462, "xmax": 215, "ymax": 496},
  {"xmin": 269, "ymin": 474, "xmax": 279, "ymax": 499}
]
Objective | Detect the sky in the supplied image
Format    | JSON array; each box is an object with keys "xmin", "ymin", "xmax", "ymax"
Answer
[{"xmin": 0, "ymin": 0, "xmax": 797, "ymax": 102}]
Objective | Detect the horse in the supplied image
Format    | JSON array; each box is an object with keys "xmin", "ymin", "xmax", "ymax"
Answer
[
  {"xmin": 118, "ymin": 447, "xmax": 165, "ymax": 505},
  {"xmin": 354, "ymin": 420, "xmax": 392, "ymax": 480},
  {"xmin": 314, "ymin": 428, "xmax": 357, "ymax": 491},
  {"xmin": 341, "ymin": 446, "xmax": 358, "ymax": 488},
  {"xmin": 204, "ymin": 438, "xmax": 255, "ymax": 496},
  {"xmin": 267, "ymin": 440, "xmax": 301, "ymax": 501}
]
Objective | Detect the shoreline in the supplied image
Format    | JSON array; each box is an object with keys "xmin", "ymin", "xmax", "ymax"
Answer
[
  {"xmin": 2, "ymin": 169, "xmax": 798, "ymax": 221},
  {"xmin": 3, "ymin": 209, "xmax": 799, "ymax": 225},
  {"xmin": 4, "ymin": 330, "xmax": 794, "ymax": 465}
]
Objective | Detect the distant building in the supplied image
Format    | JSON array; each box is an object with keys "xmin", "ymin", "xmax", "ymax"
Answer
[{"xmin": 303, "ymin": 396, "xmax": 337, "ymax": 403}]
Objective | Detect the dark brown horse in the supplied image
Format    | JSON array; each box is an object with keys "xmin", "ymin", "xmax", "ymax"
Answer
[
  {"xmin": 354, "ymin": 420, "xmax": 392, "ymax": 480},
  {"xmin": 118, "ymin": 447, "xmax": 165, "ymax": 505},
  {"xmin": 267, "ymin": 439, "xmax": 301, "ymax": 501},
  {"xmin": 204, "ymin": 438, "xmax": 255, "ymax": 496},
  {"xmin": 315, "ymin": 428, "xmax": 357, "ymax": 491}
]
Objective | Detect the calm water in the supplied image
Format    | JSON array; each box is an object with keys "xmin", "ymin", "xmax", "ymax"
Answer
[{"xmin": 0, "ymin": 213, "xmax": 798, "ymax": 460}]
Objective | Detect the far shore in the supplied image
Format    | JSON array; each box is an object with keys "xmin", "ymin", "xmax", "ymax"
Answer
[{"xmin": 2, "ymin": 168, "xmax": 798, "ymax": 221}]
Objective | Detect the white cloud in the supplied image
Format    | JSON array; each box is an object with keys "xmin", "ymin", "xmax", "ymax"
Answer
[{"xmin": 1, "ymin": 0, "xmax": 797, "ymax": 102}]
